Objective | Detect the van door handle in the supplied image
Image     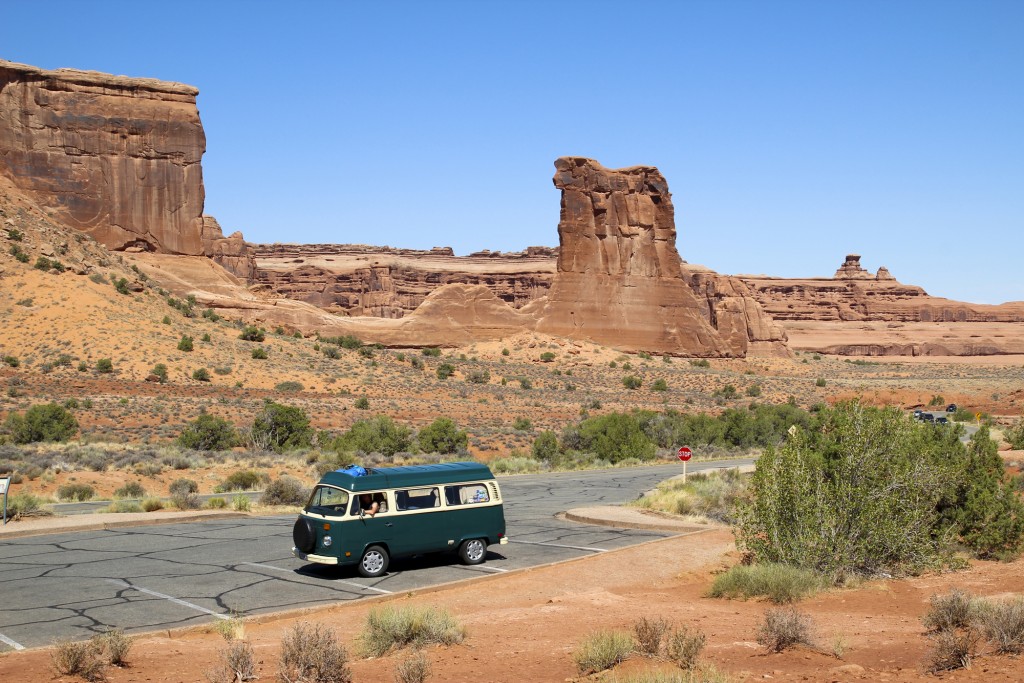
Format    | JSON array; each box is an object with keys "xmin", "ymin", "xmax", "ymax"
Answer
[{"xmin": 385, "ymin": 522, "xmax": 394, "ymax": 527}]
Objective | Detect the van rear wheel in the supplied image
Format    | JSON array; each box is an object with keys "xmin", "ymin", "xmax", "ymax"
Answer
[
  {"xmin": 459, "ymin": 538, "xmax": 487, "ymax": 565},
  {"xmin": 359, "ymin": 545, "xmax": 389, "ymax": 578}
]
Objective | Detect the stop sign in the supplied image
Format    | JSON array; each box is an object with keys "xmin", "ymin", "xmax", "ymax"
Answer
[{"xmin": 677, "ymin": 446, "xmax": 692, "ymax": 462}]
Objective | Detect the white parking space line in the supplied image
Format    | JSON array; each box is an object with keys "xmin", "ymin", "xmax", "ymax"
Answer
[
  {"xmin": 470, "ymin": 564, "xmax": 509, "ymax": 573},
  {"xmin": 107, "ymin": 579, "xmax": 230, "ymax": 620},
  {"xmin": 240, "ymin": 562, "xmax": 393, "ymax": 594},
  {"xmin": 508, "ymin": 540, "xmax": 608, "ymax": 553},
  {"xmin": 0, "ymin": 632, "xmax": 25, "ymax": 650}
]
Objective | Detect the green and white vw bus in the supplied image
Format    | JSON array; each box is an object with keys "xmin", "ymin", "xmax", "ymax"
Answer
[{"xmin": 292, "ymin": 462, "xmax": 507, "ymax": 577}]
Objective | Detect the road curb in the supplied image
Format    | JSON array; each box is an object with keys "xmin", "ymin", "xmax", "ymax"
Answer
[{"xmin": 0, "ymin": 511, "xmax": 249, "ymax": 540}]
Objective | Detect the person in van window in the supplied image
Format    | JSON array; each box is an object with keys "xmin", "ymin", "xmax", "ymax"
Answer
[{"xmin": 358, "ymin": 493, "xmax": 379, "ymax": 517}]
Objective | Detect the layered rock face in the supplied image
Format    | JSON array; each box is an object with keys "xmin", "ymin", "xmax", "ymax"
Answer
[
  {"xmin": 253, "ymin": 243, "xmax": 556, "ymax": 317},
  {"xmin": 741, "ymin": 256, "xmax": 1024, "ymax": 324},
  {"xmin": 0, "ymin": 60, "xmax": 208, "ymax": 254},
  {"xmin": 532, "ymin": 157, "xmax": 783, "ymax": 356}
]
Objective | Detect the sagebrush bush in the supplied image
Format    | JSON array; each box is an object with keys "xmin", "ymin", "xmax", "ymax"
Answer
[
  {"xmin": 573, "ymin": 629, "xmax": 633, "ymax": 674},
  {"xmin": 756, "ymin": 607, "xmax": 814, "ymax": 652},
  {"xmin": 260, "ymin": 476, "xmax": 309, "ymax": 506},
  {"xmin": 707, "ymin": 563, "xmax": 825, "ymax": 604},
  {"xmin": 50, "ymin": 639, "xmax": 105, "ymax": 681},
  {"xmin": 666, "ymin": 625, "xmax": 706, "ymax": 671},
  {"xmin": 278, "ymin": 622, "xmax": 351, "ymax": 683},
  {"xmin": 208, "ymin": 639, "xmax": 256, "ymax": 683},
  {"xmin": 926, "ymin": 626, "xmax": 978, "ymax": 673},
  {"xmin": 99, "ymin": 628, "xmax": 133, "ymax": 666},
  {"xmin": 7, "ymin": 490, "xmax": 51, "ymax": 517},
  {"xmin": 633, "ymin": 617, "xmax": 671, "ymax": 656},
  {"xmin": 359, "ymin": 605, "xmax": 465, "ymax": 657},
  {"xmin": 113, "ymin": 481, "xmax": 146, "ymax": 499},
  {"xmin": 922, "ymin": 589, "xmax": 975, "ymax": 633},
  {"xmin": 142, "ymin": 497, "xmax": 165, "ymax": 512},
  {"xmin": 972, "ymin": 595, "xmax": 1024, "ymax": 654},
  {"xmin": 57, "ymin": 483, "xmax": 95, "ymax": 502},
  {"xmin": 221, "ymin": 469, "xmax": 265, "ymax": 491},
  {"xmin": 393, "ymin": 650, "xmax": 431, "ymax": 683},
  {"xmin": 232, "ymin": 494, "xmax": 252, "ymax": 512}
]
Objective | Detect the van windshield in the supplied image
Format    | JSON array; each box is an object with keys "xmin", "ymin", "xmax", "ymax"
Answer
[{"xmin": 305, "ymin": 486, "xmax": 350, "ymax": 513}]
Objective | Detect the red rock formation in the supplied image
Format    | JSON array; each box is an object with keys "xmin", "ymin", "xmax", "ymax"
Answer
[
  {"xmin": 201, "ymin": 216, "xmax": 256, "ymax": 282},
  {"xmin": 0, "ymin": 60, "xmax": 207, "ymax": 254},
  {"xmin": 532, "ymin": 157, "xmax": 735, "ymax": 356}
]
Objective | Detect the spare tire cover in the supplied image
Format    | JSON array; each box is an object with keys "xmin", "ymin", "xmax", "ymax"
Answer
[{"xmin": 292, "ymin": 517, "xmax": 317, "ymax": 553}]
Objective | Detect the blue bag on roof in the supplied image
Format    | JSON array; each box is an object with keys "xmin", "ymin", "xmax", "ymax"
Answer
[{"xmin": 337, "ymin": 465, "xmax": 367, "ymax": 477}]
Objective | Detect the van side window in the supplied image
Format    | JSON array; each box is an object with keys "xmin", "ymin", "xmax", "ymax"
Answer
[
  {"xmin": 444, "ymin": 484, "xmax": 490, "ymax": 505},
  {"xmin": 349, "ymin": 493, "xmax": 388, "ymax": 516},
  {"xmin": 395, "ymin": 487, "xmax": 439, "ymax": 511}
]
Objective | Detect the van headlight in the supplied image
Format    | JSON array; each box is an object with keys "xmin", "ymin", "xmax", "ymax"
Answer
[{"xmin": 322, "ymin": 536, "xmax": 332, "ymax": 547}]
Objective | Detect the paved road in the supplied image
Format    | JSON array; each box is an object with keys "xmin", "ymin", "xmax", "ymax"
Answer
[{"xmin": 0, "ymin": 459, "xmax": 750, "ymax": 651}]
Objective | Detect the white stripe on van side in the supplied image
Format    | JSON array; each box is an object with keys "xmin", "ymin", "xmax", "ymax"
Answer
[
  {"xmin": 508, "ymin": 540, "xmax": 608, "ymax": 553},
  {"xmin": 240, "ymin": 562, "xmax": 393, "ymax": 594}
]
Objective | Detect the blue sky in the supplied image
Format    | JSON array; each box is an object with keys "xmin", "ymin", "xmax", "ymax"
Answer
[{"xmin": 4, "ymin": 0, "xmax": 1022, "ymax": 304}]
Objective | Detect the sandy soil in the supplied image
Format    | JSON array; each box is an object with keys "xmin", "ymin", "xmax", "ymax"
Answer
[{"xmin": 2, "ymin": 527, "xmax": 1024, "ymax": 683}]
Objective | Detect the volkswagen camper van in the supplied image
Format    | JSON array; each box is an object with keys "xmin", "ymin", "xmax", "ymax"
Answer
[{"xmin": 292, "ymin": 462, "xmax": 507, "ymax": 577}]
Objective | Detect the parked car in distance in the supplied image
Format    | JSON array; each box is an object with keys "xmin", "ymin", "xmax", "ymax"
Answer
[
  {"xmin": 921, "ymin": 413, "xmax": 935, "ymax": 422},
  {"xmin": 946, "ymin": 404, "xmax": 958, "ymax": 412},
  {"xmin": 913, "ymin": 409, "xmax": 923, "ymax": 419},
  {"xmin": 935, "ymin": 416, "xmax": 950, "ymax": 425}
]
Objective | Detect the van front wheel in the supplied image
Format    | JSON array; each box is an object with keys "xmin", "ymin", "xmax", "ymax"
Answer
[
  {"xmin": 459, "ymin": 538, "xmax": 487, "ymax": 565},
  {"xmin": 359, "ymin": 545, "xmax": 389, "ymax": 578}
]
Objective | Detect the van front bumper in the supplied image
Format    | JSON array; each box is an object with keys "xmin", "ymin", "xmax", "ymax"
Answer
[{"xmin": 292, "ymin": 547, "xmax": 338, "ymax": 565}]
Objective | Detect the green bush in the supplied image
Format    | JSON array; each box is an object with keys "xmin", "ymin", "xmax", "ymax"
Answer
[
  {"xmin": 192, "ymin": 368, "xmax": 211, "ymax": 382},
  {"xmin": 251, "ymin": 347, "xmax": 268, "ymax": 360},
  {"xmin": 354, "ymin": 396, "xmax": 370, "ymax": 410},
  {"xmin": 435, "ymin": 363, "xmax": 455, "ymax": 380},
  {"xmin": 422, "ymin": 347, "xmax": 441, "ymax": 357},
  {"xmin": 4, "ymin": 402, "xmax": 79, "ymax": 443},
  {"xmin": 113, "ymin": 482, "xmax": 146, "ymax": 499},
  {"xmin": 651, "ymin": 378, "xmax": 668, "ymax": 392},
  {"xmin": 232, "ymin": 494, "xmax": 252, "ymax": 512},
  {"xmin": 221, "ymin": 470, "xmax": 264, "ymax": 491},
  {"xmin": 540, "ymin": 351, "xmax": 556, "ymax": 362},
  {"xmin": 206, "ymin": 497, "xmax": 227, "ymax": 509},
  {"xmin": 690, "ymin": 359, "xmax": 710, "ymax": 368},
  {"xmin": 531, "ymin": 430, "xmax": 559, "ymax": 462},
  {"xmin": 2, "ymin": 355, "xmax": 18, "ymax": 367},
  {"xmin": 250, "ymin": 401, "xmax": 313, "ymax": 452},
  {"xmin": 57, "ymin": 483, "xmax": 95, "ymax": 502},
  {"xmin": 815, "ymin": 377, "xmax": 826, "ymax": 387},
  {"xmin": 238, "ymin": 326, "xmax": 265, "ymax": 342},
  {"xmin": 169, "ymin": 478, "xmax": 199, "ymax": 509},
  {"xmin": 623, "ymin": 375, "xmax": 642, "ymax": 390},
  {"xmin": 151, "ymin": 363, "xmax": 168, "ymax": 383},
  {"xmin": 96, "ymin": 358, "xmax": 113, "ymax": 373},
  {"xmin": 512, "ymin": 416, "xmax": 532, "ymax": 431},
  {"xmin": 321, "ymin": 334, "xmax": 363, "ymax": 350},
  {"xmin": 418, "ymin": 417, "xmax": 468, "ymax": 454},
  {"xmin": 6, "ymin": 491, "xmax": 49, "ymax": 517},
  {"xmin": 358, "ymin": 605, "xmax": 465, "ymax": 657},
  {"xmin": 570, "ymin": 412, "xmax": 656, "ymax": 463},
  {"xmin": 1006, "ymin": 418, "xmax": 1024, "ymax": 450},
  {"xmin": 177, "ymin": 412, "xmax": 238, "ymax": 451},
  {"xmin": 466, "ymin": 369, "xmax": 490, "ymax": 384},
  {"xmin": 274, "ymin": 380, "xmax": 304, "ymax": 392},
  {"xmin": 333, "ymin": 415, "xmax": 411, "ymax": 457},
  {"xmin": 756, "ymin": 607, "xmax": 815, "ymax": 652},
  {"xmin": 178, "ymin": 335, "xmax": 194, "ymax": 352},
  {"xmin": 707, "ymin": 563, "xmax": 826, "ymax": 604}
]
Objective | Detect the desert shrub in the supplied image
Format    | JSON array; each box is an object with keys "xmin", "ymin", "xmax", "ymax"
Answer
[
  {"xmin": 735, "ymin": 401, "xmax": 982, "ymax": 579},
  {"xmin": 178, "ymin": 335, "xmax": 194, "ymax": 351},
  {"xmin": 417, "ymin": 417, "xmax": 467, "ymax": 454},
  {"xmin": 633, "ymin": 469, "xmax": 745, "ymax": 524},
  {"xmin": 4, "ymin": 402, "xmax": 78, "ymax": 443},
  {"xmin": 251, "ymin": 346, "xmax": 268, "ymax": 360},
  {"xmin": 465, "ymin": 368, "xmax": 490, "ymax": 384},
  {"xmin": 278, "ymin": 622, "xmax": 351, "ymax": 683},
  {"xmin": 322, "ymin": 345, "xmax": 341, "ymax": 359},
  {"xmin": 489, "ymin": 456, "xmax": 543, "ymax": 474},
  {"xmin": 232, "ymin": 494, "xmax": 252, "ymax": 512},
  {"xmin": 50, "ymin": 639, "xmax": 105, "ymax": 681},
  {"xmin": 7, "ymin": 490, "xmax": 50, "ymax": 517},
  {"xmin": 1006, "ymin": 418, "xmax": 1024, "ymax": 450},
  {"xmin": 98, "ymin": 628, "xmax": 133, "ymax": 666},
  {"xmin": 209, "ymin": 639, "xmax": 256, "ymax": 683},
  {"xmin": 142, "ymin": 497, "xmax": 165, "ymax": 512},
  {"xmin": 250, "ymin": 401, "xmax": 313, "ymax": 452},
  {"xmin": 575, "ymin": 412, "xmax": 656, "ymax": 463},
  {"xmin": 393, "ymin": 650, "xmax": 430, "ymax": 683},
  {"xmin": 531, "ymin": 430, "xmax": 559, "ymax": 462},
  {"xmin": 540, "ymin": 351, "xmax": 556, "ymax": 362},
  {"xmin": 666, "ymin": 625, "xmax": 706, "ymax": 670},
  {"xmin": 622, "ymin": 375, "xmax": 642, "ymax": 390},
  {"xmin": 973, "ymin": 595, "xmax": 1024, "ymax": 654},
  {"xmin": 206, "ymin": 496, "xmax": 227, "ymax": 509},
  {"xmin": 926, "ymin": 626, "xmax": 978, "ymax": 673},
  {"xmin": 746, "ymin": 384, "xmax": 762, "ymax": 397},
  {"xmin": 815, "ymin": 377, "xmax": 826, "ymax": 387},
  {"xmin": 707, "ymin": 563, "xmax": 826, "ymax": 604},
  {"xmin": 354, "ymin": 396, "xmax": 370, "ymax": 409},
  {"xmin": 57, "ymin": 483, "xmax": 95, "ymax": 502},
  {"xmin": 573, "ymin": 629, "xmax": 632, "ymax": 674},
  {"xmin": 922, "ymin": 589, "xmax": 975, "ymax": 633},
  {"xmin": 421, "ymin": 347, "xmax": 441, "ymax": 357},
  {"xmin": 652, "ymin": 378, "xmax": 668, "ymax": 392},
  {"xmin": 170, "ymin": 478, "xmax": 200, "ymax": 509},
  {"xmin": 714, "ymin": 384, "xmax": 737, "ymax": 399},
  {"xmin": 435, "ymin": 363, "xmax": 455, "ymax": 380},
  {"xmin": 113, "ymin": 481, "xmax": 146, "ymax": 499},
  {"xmin": 756, "ymin": 607, "xmax": 814, "ymax": 652},
  {"xmin": 238, "ymin": 326, "xmax": 265, "ymax": 342},
  {"xmin": 359, "ymin": 605, "xmax": 465, "ymax": 657},
  {"xmin": 3, "ymin": 354, "xmax": 19, "ymax": 367},
  {"xmin": 633, "ymin": 617, "xmax": 671, "ymax": 656},
  {"xmin": 512, "ymin": 416, "xmax": 533, "ymax": 431},
  {"xmin": 193, "ymin": 368, "xmax": 212, "ymax": 382},
  {"xmin": 221, "ymin": 469, "xmax": 265, "ymax": 491},
  {"xmin": 261, "ymin": 475, "xmax": 309, "ymax": 506},
  {"xmin": 177, "ymin": 412, "xmax": 238, "ymax": 451},
  {"xmin": 946, "ymin": 427, "xmax": 1024, "ymax": 559},
  {"xmin": 275, "ymin": 380, "xmax": 304, "ymax": 392},
  {"xmin": 152, "ymin": 363, "xmax": 168, "ymax": 383},
  {"xmin": 321, "ymin": 334, "xmax": 363, "ymax": 350},
  {"xmin": 333, "ymin": 415, "xmax": 412, "ymax": 457}
]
